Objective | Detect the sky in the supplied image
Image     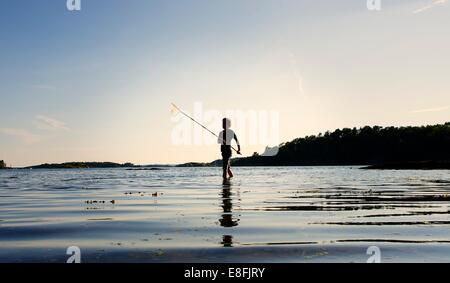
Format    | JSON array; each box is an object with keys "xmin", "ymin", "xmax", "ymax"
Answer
[{"xmin": 0, "ymin": 0, "xmax": 449, "ymax": 167}]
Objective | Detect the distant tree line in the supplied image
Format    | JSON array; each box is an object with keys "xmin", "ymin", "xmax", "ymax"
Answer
[
  {"xmin": 0, "ymin": 160, "xmax": 6, "ymax": 169},
  {"xmin": 27, "ymin": 162, "xmax": 136, "ymax": 169},
  {"xmin": 232, "ymin": 122, "xmax": 450, "ymax": 166}
]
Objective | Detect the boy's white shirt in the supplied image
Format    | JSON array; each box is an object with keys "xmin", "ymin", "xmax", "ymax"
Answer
[{"xmin": 218, "ymin": 129, "xmax": 235, "ymax": 145}]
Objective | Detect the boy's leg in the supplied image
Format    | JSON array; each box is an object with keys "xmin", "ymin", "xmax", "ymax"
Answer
[
  {"xmin": 227, "ymin": 164, "xmax": 234, "ymax": 178},
  {"xmin": 222, "ymin": 157, "xmax": 228, "ymax": 179},
  {"xmin": 222, "ymin": 149, "xmax": 232, "ymax": 179}
]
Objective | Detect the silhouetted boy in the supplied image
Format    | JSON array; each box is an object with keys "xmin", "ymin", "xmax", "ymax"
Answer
[{"xmin": 218, "ymin": 118, "xmax": 241, "ymax": 179}]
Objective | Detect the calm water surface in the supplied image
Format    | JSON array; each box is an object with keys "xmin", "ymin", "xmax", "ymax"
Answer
[{"xmin": 0, "ymin": 167, "xmax": 449, "ymax": 262}]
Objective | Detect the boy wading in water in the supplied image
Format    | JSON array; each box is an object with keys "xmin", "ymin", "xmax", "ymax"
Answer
[{"xmin": 218, "ymin": 118, "xmax": 241, "ymax": 179}]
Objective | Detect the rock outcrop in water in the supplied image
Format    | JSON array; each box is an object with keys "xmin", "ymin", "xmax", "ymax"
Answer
[
  {"xmin": 0, "ymin": 160, "xmax": 6, "ymax": 169},
  {"xmin": 177, "ymin": 160, "xmax": 222, "ymax": 167}
]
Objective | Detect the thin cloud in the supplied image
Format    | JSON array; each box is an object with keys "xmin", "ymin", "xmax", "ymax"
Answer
[
  {"xmin": 413, "ymin": 0, "xmax": 448, "ymax": 14},
  {"xmin": 409, "ymin": 105, "xmax": 449, "ymax": 114},
  {"xmin": 34, "ymin": 115, "xmax": 69, "ymax": 131},
  {"xmin": 288, "ymin": 53, "xmax": 308, "ymax": 102},
  {"xmin": 0, "ymin": 128, "xmax": 41, "ymax": 144},
  {"xmin": 31, "ymin": 84, "xmax": 56, "ymax": 90}
]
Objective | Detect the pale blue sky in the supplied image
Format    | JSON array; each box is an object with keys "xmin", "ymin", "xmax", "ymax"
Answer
[{"xmin": 1, "ymin": 0, "xmax": 449, "ymax": 166}]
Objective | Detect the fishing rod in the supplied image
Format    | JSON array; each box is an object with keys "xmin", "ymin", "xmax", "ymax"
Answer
[{"xmin": 171, "ymin": 103, "xmax": 241, "ymax": 155}]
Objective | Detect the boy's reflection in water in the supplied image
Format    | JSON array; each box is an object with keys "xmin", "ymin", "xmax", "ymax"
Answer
[{"xmin": 220, "ymin": 179, "xmax": 240, "ymax": 247}]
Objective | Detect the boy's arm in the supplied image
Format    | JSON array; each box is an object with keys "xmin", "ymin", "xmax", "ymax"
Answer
[
  {"xmin": 218, "ymin": 131, "xmax": 223, "ymax": 144},
  {"xmin": 234, "ymin": 133, "xmax": 241, "ymax": 154}
]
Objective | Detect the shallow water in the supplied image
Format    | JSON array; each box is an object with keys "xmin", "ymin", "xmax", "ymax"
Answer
[{"xmin": 0, "ymin": 167, "xmax": 449, "ymax": 262}]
